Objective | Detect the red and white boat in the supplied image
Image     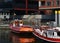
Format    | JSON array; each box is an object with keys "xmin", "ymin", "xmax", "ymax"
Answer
[
  {"xmin": 9, "ymin": 19, "xmax": 34, "ymax": 33},
  {"xmin": 33, "ymin": 25, "xmax": 60, "ymax": 42}
]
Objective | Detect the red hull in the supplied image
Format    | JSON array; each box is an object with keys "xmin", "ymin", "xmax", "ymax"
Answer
[
  {"xmin": 33, "ymin": 29, "xmax": 60, "ymax": 42},
  {"xmin": 9, "ymin": 24, "xmax": 34, "ymax": 33}
]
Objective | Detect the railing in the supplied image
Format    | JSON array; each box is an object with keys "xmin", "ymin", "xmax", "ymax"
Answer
[
  {"xmin": 0, "ymin": 20, "xmax": 10, "ymax": 25},
  {"xmin": 0, "ymin": 20, "xmax": 10, "ymax": 28}
]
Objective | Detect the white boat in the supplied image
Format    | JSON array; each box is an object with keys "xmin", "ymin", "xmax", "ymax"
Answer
[{"xmin": 33, "ymin": 25, "xmax": 60, "ymax": 42}]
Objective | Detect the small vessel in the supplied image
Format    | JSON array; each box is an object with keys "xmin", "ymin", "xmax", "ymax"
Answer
[
  {"xmin": 9, "ymin": 19, "xmax": 34, "ymax": 33},
  {"xmin": 33, "ymin": 19, "xmax": 60, "ymax": 42}
]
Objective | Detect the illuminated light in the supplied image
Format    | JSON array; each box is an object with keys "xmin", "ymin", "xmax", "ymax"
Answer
[
  {"xmin": 55, "ymin": 10, "xmax": 57, "ymax": 14},
  {"xmin": 39, "ymin": 1, "xmax": 41, "ymax": 7},
  {"xmin": 58, "ymin": 10, "xmax": 60, "ymax": 14},
  {"xmin": 14, "ymin": 13, "xmax": 16, "ymax": 16}
]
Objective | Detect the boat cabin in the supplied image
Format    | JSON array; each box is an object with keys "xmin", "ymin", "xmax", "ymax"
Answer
[{"xmin": 11, "ymin": 19, "xmax": 23, "ymax": 27}]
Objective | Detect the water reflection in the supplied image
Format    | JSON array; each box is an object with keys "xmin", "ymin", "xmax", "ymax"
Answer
[
  {"xmin": 10, "ymin": 32, "xmax": 35, "ymax": 43},
  {"xmin": 19, "ymin": 38, "xmax": 35, "ymax": 43},
  {"xmin": 0, "ymin": 30, "xmax": 55, "ymax": 43}
]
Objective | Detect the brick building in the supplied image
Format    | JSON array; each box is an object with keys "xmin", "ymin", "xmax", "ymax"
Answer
[{"xmin": 39, "ymin": 0, "xmax": 60, "ymax": 9}]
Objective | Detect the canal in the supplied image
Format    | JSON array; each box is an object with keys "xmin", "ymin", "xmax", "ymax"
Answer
[{"xmin": 0, "ymin": 28, "xmax": 56, "ymax": 43}]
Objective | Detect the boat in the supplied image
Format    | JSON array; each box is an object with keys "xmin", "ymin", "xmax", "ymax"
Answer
[
  {"xmin": 9, "ymin": 19, "xmax": 34, "ymax": 33},
  {"xmin": 33, "ymin": 20, "xmax": 60, "ymax": 42}
]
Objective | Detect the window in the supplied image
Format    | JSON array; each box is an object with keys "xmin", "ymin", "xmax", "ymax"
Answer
[
  {"xmin": 41, "ymin": 1, "xmax": 45, "ymax": 6},
  {"xmin": 56, "ymin": 0, "xmax": 59, "ymax": 6},
  {"xmin": 52, "ymin": 0, "xmax": 54, "ymax": 6},
  {"xmin": 47, "ymin": 1, "xmax": 51, "ymax": 6},
  {"xmin": 28, "ymin": 1, "xmax": 38, "ymax": 9}
]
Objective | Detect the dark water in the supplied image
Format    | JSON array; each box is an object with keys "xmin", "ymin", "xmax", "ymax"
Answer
[{"xmin": 0, "ymin": 29, "xmax": 57, "ymax": 43}]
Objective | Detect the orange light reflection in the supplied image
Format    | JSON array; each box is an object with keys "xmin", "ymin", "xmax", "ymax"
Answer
[
  {"xmin": 10, "ymin": 33, "xmax": 35, "ymax": 43},
  {"xmin": 19, "ymin": 38, "xmax": 35, "ymax": 43}
]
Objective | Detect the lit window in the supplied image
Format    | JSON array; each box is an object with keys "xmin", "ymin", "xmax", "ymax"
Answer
[{"xmin": 39, "ymin": 1, "xmax": 41, "ymax": 7}]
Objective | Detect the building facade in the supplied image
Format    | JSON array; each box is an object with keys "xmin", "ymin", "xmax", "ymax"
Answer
[
  {"xmin": 39, "ymin": 0, "xmax": 60, "ymax": 26},
  {"xmin": 0, "ymin": 0, "xmax": 60, "ymax": 26},
  {"xmin": 39, "ymin": 0, "xmax": 60, "ymax": 9}
]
